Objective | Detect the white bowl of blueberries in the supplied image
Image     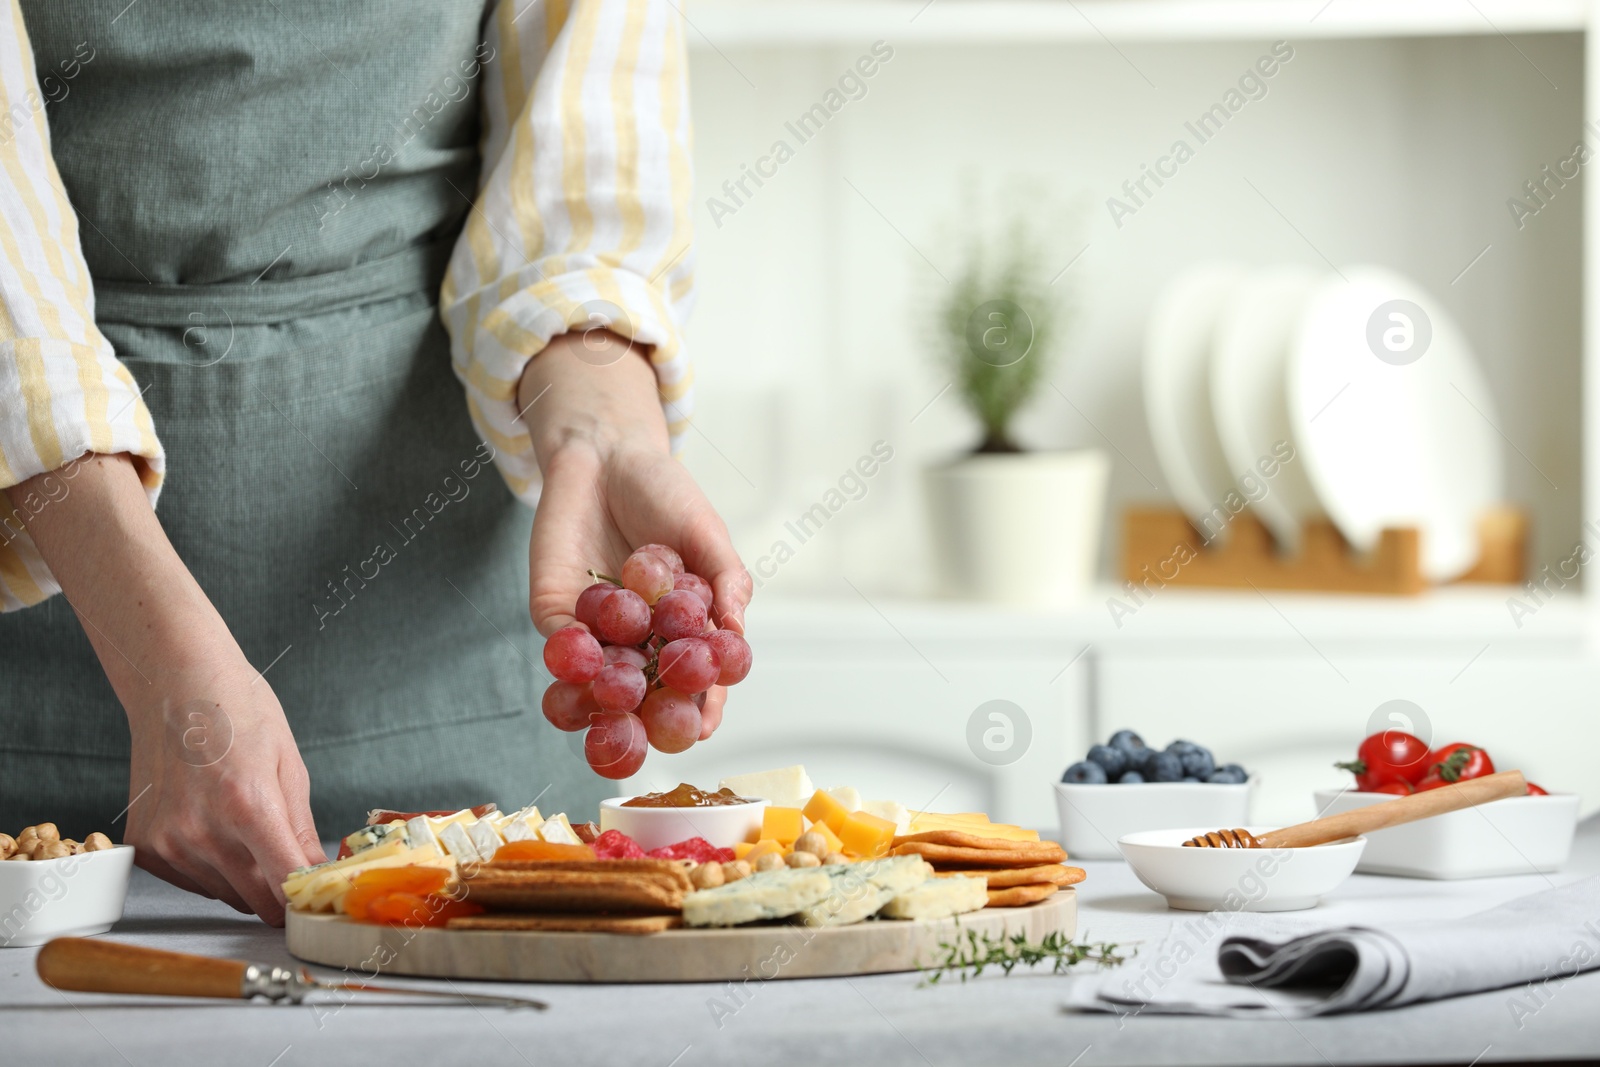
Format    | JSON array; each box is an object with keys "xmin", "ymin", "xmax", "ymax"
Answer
[{"xmin": 1054, "ymin": 730, "xmax": 1257, "ymax": 860}]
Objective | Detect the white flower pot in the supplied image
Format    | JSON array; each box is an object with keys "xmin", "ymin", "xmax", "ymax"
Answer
[{"xmin": 924, "ymin": 450, "xmax": 1110, "ymax": 605}]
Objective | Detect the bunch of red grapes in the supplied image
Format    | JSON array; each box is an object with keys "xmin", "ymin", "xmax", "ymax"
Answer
[{"xmin": 541, "ymin": 543, "xmax": 752, "ymax": 780}]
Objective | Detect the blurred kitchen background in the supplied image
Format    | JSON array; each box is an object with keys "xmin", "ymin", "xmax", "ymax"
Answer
[{"xmin": 615, "ymin": 0, "xmax": 1595, "ymax": 831}]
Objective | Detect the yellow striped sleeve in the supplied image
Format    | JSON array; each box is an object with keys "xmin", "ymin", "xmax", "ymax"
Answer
[
  {"xmin": 0, "ymin": 0, "xmax": 165, "ymax": 610},
  {"xmin": 441, "ymin": 0, "xmax": 695, "ymax": 507}
]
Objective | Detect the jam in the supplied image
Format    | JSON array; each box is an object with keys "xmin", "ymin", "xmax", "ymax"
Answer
[{"xmin": 622, "ymin": 784, "xmax": 754, "ymax": 808}]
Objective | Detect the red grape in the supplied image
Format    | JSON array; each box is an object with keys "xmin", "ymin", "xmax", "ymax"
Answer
[
  {"xmin": 673, "ymin": 572, "xmax": 713, "ymax": 611},
  {"xmin": 703, "ymin": 629, "xmax": 752, "ymax": 685},
  {"xmin": 621, "ymin": 551, "xmax": 673, "ymax": 605},
  {"xmin": 542, "ymin": 681, "xmax": 600, "ymax": 732},
  {"xmin": 636, "ymin": 543, "xmax": 685, "ymax": 575},
  {"xmin": 596, "ymin": 588, "xmax": 651, "ymax": 645},
  {"xmin": 651, "ymin": 589, "xmax": 707, "ymax": 642},
  {"xmin": 544, "ymin": 625, "xmax": 603, "ymax": 683},
  {"xmin": 575, "ymin": 582, "xmax": 615, "ymax": 629},
  {"xmin": 602, "ymin": 644, "xmax": 650, "ymax": 669},
  {"xmin": 656, "ymin": 637, "xmax": 720, "ymax": 694},
  {"xmin": 592, "ymin": 663, "xmax": 647, "ymax": 713},
  {"xmin": 585, "ymin": 711, "xmax": 647, "ymax": 779},
  {"xmin": 640, "ymin": 688, "xmax": 700, "ymax": 753}
]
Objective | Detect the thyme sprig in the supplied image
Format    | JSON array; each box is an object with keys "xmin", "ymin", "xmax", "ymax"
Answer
[{"xmin": 921, "ymin": 928, "xmax": 1132, "ymax": 985}]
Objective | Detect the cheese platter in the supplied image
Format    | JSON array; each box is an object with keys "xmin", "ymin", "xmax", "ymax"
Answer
[{"xmin": 281, "ymin": 764, "xmax": 1083, "ymax": 984}]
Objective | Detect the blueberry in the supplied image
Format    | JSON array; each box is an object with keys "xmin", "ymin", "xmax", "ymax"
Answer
[
  {"xmin": 1108, "ymin": 729, "xmax": 1145, "ymax": 751},
  {"xmin": 1180, "ymin": 747, "xmax": 1215, "ymax": 779},
  {"xmin": 1118, "ymin": 770, "xmax": 1145, "ymax": 784},
  {"xmin": 1123, "ymin": 744, "xmax": 1155, "ymax": 773},
  {"xmin": 1061, "ymin": 760, "xmax": 1108, "ymax": 784},
  {"xmin": 1086, "ymin": 744, "xmax": 1127, "ymax": 778},
  {"xmin": 1208, "ymin": 767, "xmax": 1246, "ymax": 784},
  {"xmin": 1221, "ymin": 763, "xmax": 1248, "ymax": 780},
  {"xmin": 1165, "ymin": 739, "xmax": 1199, "ymax": 756},
  {"xmin": 1149, "ymin": 751, "xmax": 1184, "ymax": 782},
  {"xmin": 1181, "ymin": 776, "xmax": 1200, "ymax": 783}
]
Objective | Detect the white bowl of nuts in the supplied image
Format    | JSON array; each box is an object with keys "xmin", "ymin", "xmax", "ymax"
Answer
[{"xmin": 1, "ymin": 824, "xmax": 132, "ymax": 948}]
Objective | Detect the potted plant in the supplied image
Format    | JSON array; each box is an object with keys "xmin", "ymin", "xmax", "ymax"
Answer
[{"xmin": 922, "ymin": 202, "xmax": 1109, "ymax": 605}]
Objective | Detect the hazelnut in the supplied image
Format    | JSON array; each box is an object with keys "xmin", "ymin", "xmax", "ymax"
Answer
[
  {"xmin": 793, "ymin": 831, "xmax": 828, "ymax": 857},
  {"xmin": 754, "ymin": 852, "xmax": 786, "ymax": 872},
  {"xmin": 61, "ymin": 839, "xmax": 81, "ymax": 855},
  {"xmin": 823, "ymin": 852, "xmax": 851, "ymax": 866},
  {"xmin": 785, "ymin": 851, "xmax": 821, "ymax": 868},
  {"xmin": 0, "ymin": 833, "xmax": 15, "ymax": 860},
  {"xmin": 6, "ymin": 852, "xmax": 29, "ymax": 861},
  {"xmin": 84, "ymin": 833, "xmax": 114, "ymax": 852},
  {"xmin": 33, "ymin": 822, "xmax": 59, "ymax": 843},
  {"xmin": 33, "ymin": 840, "xmax": 71, "ymax": 861},
  {"xmin": 721, "ymin": 860, "xmax": 752, "ymax": 883},
  {"xmin": 17, "ymin": 828, "xmax": 39, "ymax": 852},
  {"xmin": 689, "ymin": 863, "xmax": 725, "ymax": 890}
]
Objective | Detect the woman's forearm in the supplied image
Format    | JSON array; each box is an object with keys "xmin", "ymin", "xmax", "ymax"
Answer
[
  {"xmin": 7, "ymin": 453, "xmax": 243, "ymax": 709},
  {"xmin": 518, "ymin": 329, "xmax": 670, "ymax": 466}
]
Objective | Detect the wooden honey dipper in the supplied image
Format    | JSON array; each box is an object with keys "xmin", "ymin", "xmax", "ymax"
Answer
[{"xmin": 1183, "ymin": 770, "xmax": 1528, "ymax": 848}]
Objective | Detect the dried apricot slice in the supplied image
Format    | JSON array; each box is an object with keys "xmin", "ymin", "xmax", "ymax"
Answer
[
  {"xmin": 341, "ymin": 866, "xmax": 449, "ymax": 919},
  {"xmin": 491, "ymin": 840, "xmax": 596, "ymax": 863}
]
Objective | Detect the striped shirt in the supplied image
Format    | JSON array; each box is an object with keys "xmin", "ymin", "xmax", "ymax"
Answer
[{"xmin": 0, "ymin": 0, "xmax": 695, "ymax": 611}]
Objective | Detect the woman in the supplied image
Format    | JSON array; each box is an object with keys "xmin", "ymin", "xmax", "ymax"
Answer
[{"xmin": 0, "ymin": 0, "xmax": 750, "ymax": 926}]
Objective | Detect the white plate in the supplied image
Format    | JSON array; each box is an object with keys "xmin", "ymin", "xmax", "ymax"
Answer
[
  {"xmin": 1311, "ymin": 789, "xmax": 1579, "ymax": 879},
  {"xmin": 1054, "ymin": 777, "xmax": 1257, "ymax": 861},
  {"xmin": 0, "ymin": 845, "xmax": 134, "ymax": 948},
  {"xmin": 598, "ymin": 796, "xmax": 767, "ymax": 853},
  {"xmin": 1119, "ymin": 827, "xmax": 1365, "ymax": 912},
  {"xmin": 1210, "ymin": 265, "xmax": 1326, "ymax": 552},
  {"xmin": 1287, "ymin": 267, "xmax": 1503, "ymax": 581},
  {"xmin": 1143, "ymin": 262, "xmax": 1249, "ymax": 540}
]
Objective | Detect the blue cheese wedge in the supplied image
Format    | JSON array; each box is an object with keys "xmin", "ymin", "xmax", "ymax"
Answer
[
  {"xmin": 880, "ymin": 875, "xmax": 988, "ymax": 921},
  {"xmin": 683, "ymin": 868, "xmax": 833, "ymax": 927},
  {"xmin": 796, "ymin": 856, "xmax": 934, "ymax": 927}
]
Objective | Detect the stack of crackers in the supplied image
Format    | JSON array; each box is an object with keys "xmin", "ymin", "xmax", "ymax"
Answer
[
  {"xmin": 447, "ymin": 859, "xmax": 691, "ymax": 935},
  {"xmin": 889, "ymin": 831, "xmax": 1084, "ymax": 907}
]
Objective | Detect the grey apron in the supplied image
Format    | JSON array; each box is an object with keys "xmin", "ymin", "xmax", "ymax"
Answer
[{"xmin": 1, "ymin": 1, "xmax": 604, "ymax": 837}]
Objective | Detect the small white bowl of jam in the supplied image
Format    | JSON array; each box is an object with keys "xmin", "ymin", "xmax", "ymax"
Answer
[{"xmin": 599, "ymin": 784, "xmax": 766, "ymax": 852}]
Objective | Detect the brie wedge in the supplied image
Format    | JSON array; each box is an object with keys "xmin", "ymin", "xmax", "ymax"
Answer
[{"xmin": 718, "ymin": 765, "xmax": 815, "ymax": 809}]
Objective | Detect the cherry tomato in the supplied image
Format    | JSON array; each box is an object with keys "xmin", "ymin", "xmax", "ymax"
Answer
[
  {"xmin": 1425, "ymin": 742, "xmax": 1494, "ymax": 784},
  {"xmin": 1369, "ymin": 780, "xmax": 1413, "ymax": 796},
  {"xmin": 1527, "ymin": 783, "xmax": 1549, "ymax": 796},
  {"xmin": 1335, "ymin": 730, "xmax": 1432, "ymax": 789}
]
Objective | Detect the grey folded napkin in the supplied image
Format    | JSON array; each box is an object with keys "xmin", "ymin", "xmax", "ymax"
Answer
[{"xmin": 1063, "ymin": 875, "xmax": 1600, "ymax": 1018}]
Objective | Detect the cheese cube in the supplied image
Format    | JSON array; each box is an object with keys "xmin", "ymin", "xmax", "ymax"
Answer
[
  {"xmin": 467, "ymin": 819, "xmax": 504, "ymax": 863},
  {"xmin": 745, "ymin": 839, "xmax": 784, "ymax": 862},
  {"xmin": 838, "ymin": 810, "xmax": 897, "ymax": 858},
  {"xmin": 404, "ymin": 816, "xmax": 444, "ymax": 858},
  {"xmin": 499, "ymin": 806, "xmax": 546, "ymax": 843},
  {"xmin": 808, "ymin": 820, "xmax": 845, "ymax": 856},
  {"xmin": 803, "ymin": 789, "xmax": 851, "ymax": 833},
  {"xmin": 438, "ymin": 821, "xmax": 483, "ymax": 864},
  {"xmin": 825, "ymin": 786, "xmax": 863, "ymax": 812},
  {"xmin": 733, "ymin": 841, "xmax": 756, "ymax": 860},
  {"xmin": 761, "ymin": 807, "xmax": 805, "ymax": 845},
  {"xmin": 719, "ymin": 765, "xmax": 815, "ymax": 809},
  {"xmin": 860, "ymin": 800, "xmax": 911, "ymax": 835}
]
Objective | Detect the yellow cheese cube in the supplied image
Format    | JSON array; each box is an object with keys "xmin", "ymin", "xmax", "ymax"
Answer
[
  {"xmin": 803, "ymin": 789, "xmax": 851, "ymax": 833},
  {"xmin": 807, "ymin": 819, "xmax": 845, "ymax": 855},
  {"xmin": 838, "ymin": 811, "xmax": 897, "ymax": 858},
  {"xmin": 733, "ymin": 841, "xmax": 756, "ymax": 860},
  {"xmin": 745, "ymin": 839, "xmax": 785, "ymax": 861},
  {"xmin": 762, "ymin": 806, "xmax": 806, "ymax": 845}
]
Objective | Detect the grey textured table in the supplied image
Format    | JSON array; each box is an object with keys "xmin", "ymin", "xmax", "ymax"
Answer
[{"xmin": 5, "ymin": 820, "xmax": 1599, "ymax": 1067}]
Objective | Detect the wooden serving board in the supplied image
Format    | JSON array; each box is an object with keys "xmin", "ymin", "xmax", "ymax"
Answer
[{"xmin": 287, "ymin": 890, "xmax": 1076, "ymax": 983}]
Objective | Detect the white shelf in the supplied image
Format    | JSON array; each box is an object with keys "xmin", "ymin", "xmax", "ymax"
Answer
[{"xmin": 683, "ymin": 0, "xmax": 1587, "ymax": 48}]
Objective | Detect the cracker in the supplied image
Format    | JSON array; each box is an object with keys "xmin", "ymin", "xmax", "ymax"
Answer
[
  {"xmin": 481, "ymin": 859, "xmax": 692, "ymax": 892},
  {"xmin": 446, "ymin": 913, "xmax": 680, "ymax": 935},
  {"xmin": 985, "ymin": 883, "xmax": 1059, "ymax": 908},
  {"xmin": 893, "ymin": 830, "xmax": 1060, "ymax": 852},
  {"xmin": 462, "ymin": 868, "xmax": 684, "ymax": 914},
  {"xmin": 890, "ymin": 841, "xmax": 1066, "ymax": 866},
  {"xmin": 932, "ymin": 864, "xmax": 1085, "ymax": 888}
]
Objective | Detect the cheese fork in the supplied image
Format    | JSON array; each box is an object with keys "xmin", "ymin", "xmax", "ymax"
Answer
[{"xmin": 37, "ymin": 937, "xmax": 548, "ymax": 1010}]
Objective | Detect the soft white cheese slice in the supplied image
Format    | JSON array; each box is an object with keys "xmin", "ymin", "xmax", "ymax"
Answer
[
  {"xmin": 826, "ymin": 786, "xmax": 863, "ymax": 813},
  {"xmin": 404, "ymin": 816, "xmax": 444, "ymax": 858},
  {"xmin": 536, "ymin": 812, "xmax": 580, "ymax": 845},
  {"xmin": 437, "ymin": 821, "xmax": 483, "ymax": 864},
  {"xmin": 500, "ymin": 807, "xmax": 547, "ymax": 843},
  {"xmin": 860, "ymin": 799, "xmax": 911, "ymax": 836},
  {"xmin": 467, "ymin": 818, "xmax": 504, "ymax": 863},
  {"xmin": 718, "ymin": 765, "xmax": 814, "ymax": 809}
]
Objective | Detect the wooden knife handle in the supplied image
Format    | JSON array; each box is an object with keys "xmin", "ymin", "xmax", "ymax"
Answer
[
  {"xmin": 1258, "ymin": 770, "xmax": 1527, "ymax": 849},
  {"xmin": 37, "ymin": 938, "xmax": 248, "ymax": 999}
]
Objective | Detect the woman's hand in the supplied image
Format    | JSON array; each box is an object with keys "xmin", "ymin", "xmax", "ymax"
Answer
[
  {"xmin": 520, "ymin": 331, "xmax": 752, "ymax": 738},
  {"xmin": 12, "ymin": 454, "xmax": 324, "ymax": 925}
]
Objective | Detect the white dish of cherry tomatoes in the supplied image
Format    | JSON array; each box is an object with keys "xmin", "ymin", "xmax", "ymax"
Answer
[
  {"xmin": 1326, "ymin": 729, "xmax": 1578, "ymax": 879},
  {"xmin": 540, "ymin": 545, "xmax": 752, "ymax": 780}
]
